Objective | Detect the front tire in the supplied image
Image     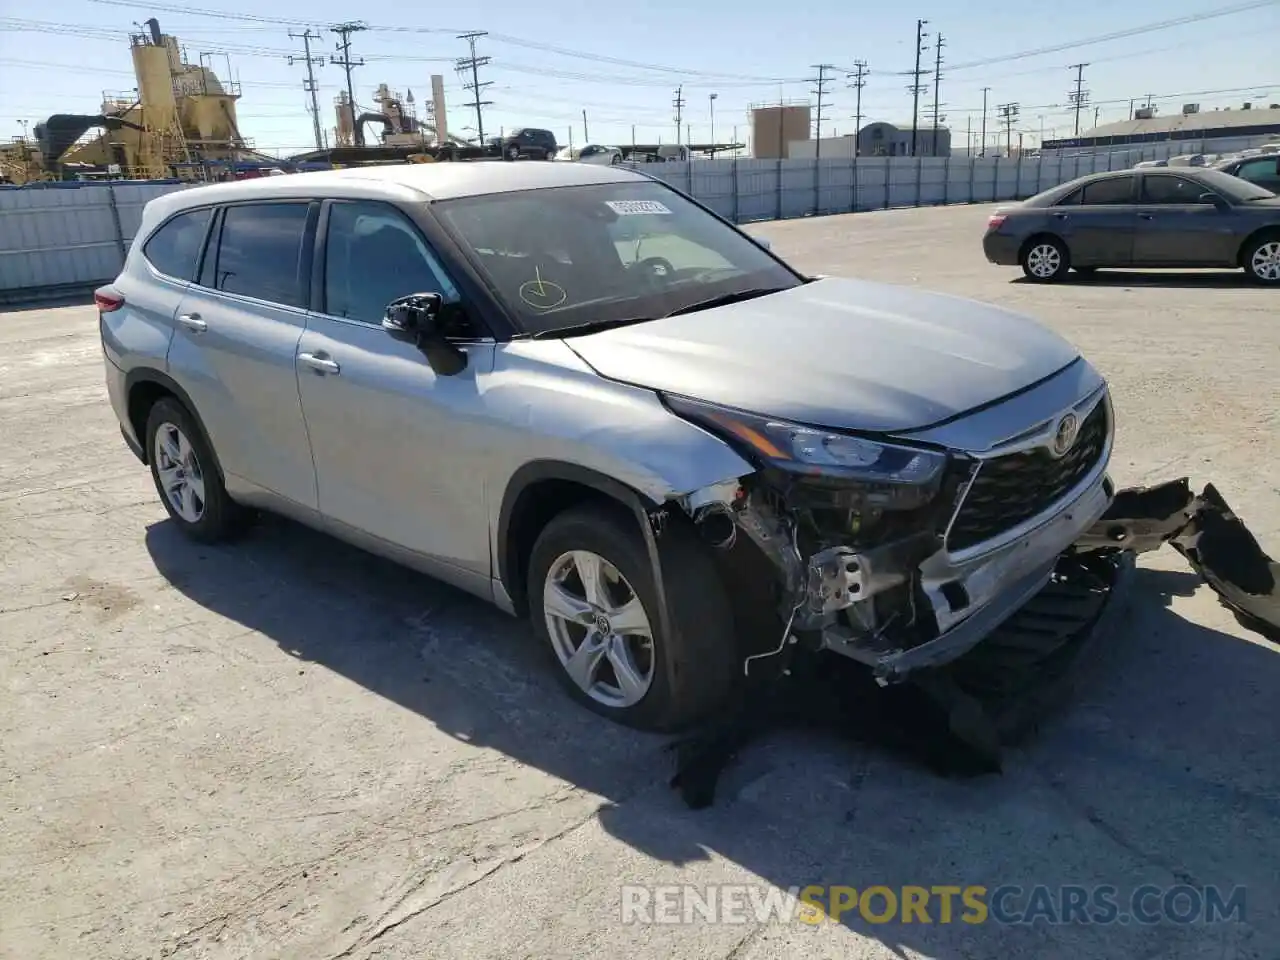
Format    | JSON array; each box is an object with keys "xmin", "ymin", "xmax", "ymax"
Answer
[
  {"xmin": 1021, "ymin": 237, "xmax": 1070, "ymax": 282},
  {"xmin": 527, "ymin": 504, "xmax": 738, "ymax": 732},
  {"xmin": 145, "ymin": 398, "xmax": 247, "ymax": 543},
  {"xmin": 507, "ymin": 144, "xmax": 521, "ymax": 161},
  {"xmin": 1242, "ymin": 233, "xmax": 1280, "ymax": 285}
]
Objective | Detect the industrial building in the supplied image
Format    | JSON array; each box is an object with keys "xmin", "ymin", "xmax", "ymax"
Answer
[
  {"xmin": 749, "ymin": 103, "xmax": 812, "ymax": 159},
  {"xmin": 781, "ymin": 121, "xmax": 953, "ymax": 160},
  {"xmin": 1044, "ymin": 102, "xmax": 1280, "ymax": 150}
]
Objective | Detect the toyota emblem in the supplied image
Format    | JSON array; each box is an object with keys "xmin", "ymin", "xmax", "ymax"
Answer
[{"xmin": 1050, "ymin": 412, "xmax": 1080, "ymax": 458}]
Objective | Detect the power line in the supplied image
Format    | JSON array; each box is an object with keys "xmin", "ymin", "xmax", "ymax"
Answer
[
  {"xmin": 809, "ymin": 64, "xmax": 834, "ymax": 157},
  {"xmin": 847, "ymin": 60, "xmax": 868, "ymax": 153},
  {"xmin": 1068, "ymin": 63, "xmax": 1091, "ymax": 137},
  {"xmin": 930, "ymin": 33, "xmax": 946, "ymax": 155},
  {"xmin": 456, "ymin": 31, "xmax": 493, "ymax": 144},
  {"xmin": 287, "ymin": 29, "xmax": 325, "ymax": 151},
  {"xmin": 672, "ymin": 85, "xmax": 686, "ymax": 143},
  {"xmin": 329, "ymin": 21, "xmax": 366, "ymax": 145},
  {"xmin": 907, "ymin": 19, "xmax": 930, "ymax": 157}
]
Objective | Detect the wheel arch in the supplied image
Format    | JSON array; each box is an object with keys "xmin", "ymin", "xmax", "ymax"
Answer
[
  {"xmin": 124, "ymin": 368, "xmax": 223, "ymax": 481},
  {"xmin": 1237, "ymin": 225, "xmax": 1280, "ymax": 267},
  {"xmin": 497, "ymin": 460, "xmax": 662, "ymax": 617}
]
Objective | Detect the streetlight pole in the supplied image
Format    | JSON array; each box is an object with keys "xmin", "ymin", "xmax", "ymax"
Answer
[{"xmin": 709, "ymin": 93, "xmax": 717, "ymax": 157}]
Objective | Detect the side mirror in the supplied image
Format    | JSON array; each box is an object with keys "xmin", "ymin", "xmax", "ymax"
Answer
[
  {"xmin": 382, "ymin": 292, "xmax": 468, "ymax": 376},
  {"xmin": 1199, "ymin": 192, "xmax": 1228, "ymax": 209}
]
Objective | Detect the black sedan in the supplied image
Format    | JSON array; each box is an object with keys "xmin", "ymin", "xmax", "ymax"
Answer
[{"xmin": 982, "ymin": 167, "xmax": 1280, "ymax": 284}]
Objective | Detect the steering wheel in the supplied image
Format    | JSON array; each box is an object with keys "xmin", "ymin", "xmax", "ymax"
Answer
[{"xmin": 633, "ymin": 256, "xmax": 676, "ymax": 281}]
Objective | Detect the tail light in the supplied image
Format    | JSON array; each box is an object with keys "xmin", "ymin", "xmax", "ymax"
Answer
[
  {"xmin": 94, "ymin": 288, "xmax": 125, "ymax": 313},
  {"xmin": 986, "ymin": 214, "xmax": 1007, "ymax": 231}
]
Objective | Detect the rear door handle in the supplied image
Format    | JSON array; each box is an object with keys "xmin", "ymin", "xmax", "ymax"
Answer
[
  {"xmin": 298, "ymin": 352, "xmax": 341, "ymax": 376},
  {"xmin": 178, "ymin": 313, "xmax": 207, "ymax": 333},
  {"xmin": 1051, "ymin": 213, "xmax": 1069, "ymax": 220},
  {"xmin": 1138, "ymin": 213, "xmax": 1155, "ymax": 220}
]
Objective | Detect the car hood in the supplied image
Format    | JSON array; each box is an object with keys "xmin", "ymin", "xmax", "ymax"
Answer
[{"xmin": 564, "ymin": 277, "xmax": 1081, "ymax": 434}]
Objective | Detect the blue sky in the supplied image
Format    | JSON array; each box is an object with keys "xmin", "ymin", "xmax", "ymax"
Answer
[{"xmin": 2, "ymin": 0, "xmax": 1277, "ymax": 156}]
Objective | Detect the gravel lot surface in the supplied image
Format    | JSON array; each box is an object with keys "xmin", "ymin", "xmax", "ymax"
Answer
[{"xmin": 2, "ymin": 202, "xmax": 1276, "ymax": 960}]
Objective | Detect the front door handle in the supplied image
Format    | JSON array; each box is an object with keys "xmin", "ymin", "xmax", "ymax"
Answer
[
  {"xmin": 1138, "ymin": 213, "xmax": 1155, "ymax": 220},
  {"xmin": 178, "ymin": 313, "xmax": 207, "ymax": 333},
  {"xmin": 1051, "ymin": 213, "xmax": 1069, "ymax": 220},
  {"xmin": 298, "ymin": 352, "xmax": 341, "ymax": 376}
]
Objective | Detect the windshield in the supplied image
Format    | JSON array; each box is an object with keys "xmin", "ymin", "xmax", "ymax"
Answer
[
  {"xmin": 432, "ymin": 180, "xmax": 803, "ymax": 335},
  {"xmin": 1197, "ymin": 168, "xmax": 1276, "ymax": 201}
]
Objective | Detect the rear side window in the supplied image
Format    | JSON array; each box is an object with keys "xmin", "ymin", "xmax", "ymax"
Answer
[
  {"xmin": 213, "ymin": 203, "xmax": 311, "ymax": 308},
  {"xmin": 1237, "ymin": 158, "xmax": 1279, "ymax": 180},
  {"xmin": 142, "ymin": 208, "xmax": 211, "ymax": 281},
  {"xmin": 1080, "ymin": 176, "xmax": 1134, "ymax": 205}
]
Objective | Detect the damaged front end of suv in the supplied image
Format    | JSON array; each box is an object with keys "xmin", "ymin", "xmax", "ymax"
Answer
[{"xmin": 663, "ymin": 363, "xmax": 1118, "ymax": 688}]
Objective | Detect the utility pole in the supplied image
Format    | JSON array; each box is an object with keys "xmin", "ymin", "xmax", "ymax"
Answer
[
  {"xmin": 810, "ymin": 64, "xmax": 833, "ymax": 158},
  {"xmin": 930, "ymin": 33, "xmax": 945, "ymax": 156},
  {"xmin": 330, "ymin": 21, "xmax": 366, "ymax": 146},
  {"xmin": 1094, "ymin": 105, "xmax": 1101, "ymax": 128},
  {"xmin": 1068, "ymin": 62, "xmax": 1090, "ymax": 137},
  {"xmin": 672, "ymin": 85, "xmax": 686, "ymax": 143},
  {"xmin": 846, "ymin": 59, "xmax": 867, "ymax": 155},
  {"xmin": 288, "ymin": 29, "xmax": 326, "ymax": 151},
  {"xmin": 456, "ymin": 31, "xmax": 493, "ymax": 145},
  {"xmin": 908, "ymin": 19, "xmax": 930, "ymax": 156},
  {"xmin": 582, "ymin": 109, "xmax": 588, "ymax": 142},
  {"xmin": 980, "ymin": 86, "xmax": 991, "ymax": 157},
  {"xmin": 997, "ymin": 102, "xmax": 1019, "ymax": 157},
  {"xmin": 709, "ymin": 92, "xmax": 717, "ymax": 156}
]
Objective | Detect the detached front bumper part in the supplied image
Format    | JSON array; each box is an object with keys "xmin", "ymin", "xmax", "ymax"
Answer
[{"xmin": 1077, "ymin": 477, "xmax": 1279, "ymax": 640}]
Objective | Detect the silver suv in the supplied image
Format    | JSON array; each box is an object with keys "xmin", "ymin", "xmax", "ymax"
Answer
[{"xmin": 99, "ymin": 162, "xmax": 1115, "ymax": 732}]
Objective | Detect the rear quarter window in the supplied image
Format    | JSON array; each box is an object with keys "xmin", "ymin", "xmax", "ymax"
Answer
[{"xmin": 142, "ymin": 207, "xmax": 212, "ymax": 281}]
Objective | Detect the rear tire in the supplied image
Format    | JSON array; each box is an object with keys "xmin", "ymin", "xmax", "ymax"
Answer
[
  {"xmin": 145, "ymin": 398, "xmax": 248, "ymax": 544},
  {"xmin": 1021, "ymin": 236, "xmax": 1070, "ymax": 282},
  {"xmin": 527, "ymin": 504, "xmax": 738, "ymax": 733},
  {"xmin": 1242, "ymin": 233, "xmax": 1280, "ymax": 285}
]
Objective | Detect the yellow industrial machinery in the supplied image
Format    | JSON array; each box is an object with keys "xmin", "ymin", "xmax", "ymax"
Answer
[{"xmin": 29, "ymin": 17, "xmax": 252, "ymax": 180}]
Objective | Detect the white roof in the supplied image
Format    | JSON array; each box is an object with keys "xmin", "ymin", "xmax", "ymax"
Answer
[{"xmin": 145, "ymin": 160, "xmax": 648, "ymax": 223}]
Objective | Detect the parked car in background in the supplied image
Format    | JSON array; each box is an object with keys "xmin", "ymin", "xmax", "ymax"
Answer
[
  {"xmin": 983, "ymin": 167, "xmax": 1280, "ymax": 284},
  {"xmin": 556, "ymin": 144, "xmax": 623, "ymax": 165},
  {"xmin": 500, "ymin": 128, "xmax": 558, "ymax": 161},
  {"xmin": 1132, "ymin": 159, "xmax": 1167, "ymax": 168},
  {"xmin": 1213, "ymin": 153, "xmax": 1280, "ymax": 194}
]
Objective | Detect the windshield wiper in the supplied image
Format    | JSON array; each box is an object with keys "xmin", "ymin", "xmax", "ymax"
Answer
[
  {"xmin": 661, "ymin": 286, "xmax": 790, "ymax": 318},
  {"xmin": 527, "ymin": 316, "xmax": 655, "ymax": 339}
]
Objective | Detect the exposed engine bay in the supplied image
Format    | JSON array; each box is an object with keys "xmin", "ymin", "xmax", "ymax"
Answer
[{"xmin": 660, "ymin": 474, "xmax": 1278, "ymax": 809}]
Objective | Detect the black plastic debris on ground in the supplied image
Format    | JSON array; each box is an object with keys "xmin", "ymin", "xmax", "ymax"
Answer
[{"xmin": 670, "ymin": 551, "xmax": 1134, "ymax": 811}]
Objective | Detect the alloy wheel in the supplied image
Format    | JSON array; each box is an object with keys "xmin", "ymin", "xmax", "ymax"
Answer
[
  {"xmin": 153, "ymin": 422, "xmax": 206, "ymax": 523},
  {"xmin": 1026, "ymin": 243, "xmax": 1062, "ymax": 278},
  {"xmin": 542, "ymin": 549, "xmax": 655, "ymax": 708},
  {"xmin": 1249, "ymin": 241, "xmax": 1280, "ymax": 281}
]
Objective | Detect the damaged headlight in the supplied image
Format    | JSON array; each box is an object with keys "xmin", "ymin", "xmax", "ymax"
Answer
[{"xmin": 663, "ymin": 394, "xmax": 948, "ymax": 508}]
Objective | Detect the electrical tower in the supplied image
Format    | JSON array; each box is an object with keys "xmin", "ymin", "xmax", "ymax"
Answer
[
  {"xmin": 997, "ymin": 102, "xmax": 1020, "ymax": 156},
  {"xmin": 1068, "ymin": 62, "xmax": 1090, "ymax": 137},
  {"xmin": 288, "ymin": 29, "xmax": 326, "ymax": 151},
  {"xmin": 456, "ymin": 31, "xmax": 493, "ymax": 145},
  {"xmin": 330, "ymin": 21, "xmax": 366, "ymax": 146},
  {"xmin": 929, "ymin": 33, "xmax": 946, "ymax": 156},
  {"xmin": 907, "ymin": 19, "xmax": 931, "ymax": 157},
  {"xmin": 846, "ymin": 60, "xmax": 868, "ymax": 154},
  {"xmin": 810, "ymin": 64, "xmax": 834, "ymax": 158},
  {"xmin": 672, "ymin": 85, "xmax": 686, "ymax": 143}
]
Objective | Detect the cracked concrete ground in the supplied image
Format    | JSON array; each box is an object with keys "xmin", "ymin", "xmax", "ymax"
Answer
[{"xmin": 2, "ymin": 203, "xmax": 1277, "ymax": 960}]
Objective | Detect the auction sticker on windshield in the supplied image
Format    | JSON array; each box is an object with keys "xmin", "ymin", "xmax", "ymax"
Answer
[{"xmin": 606, "ymin": 200, "xmax": 673, "ymax": 215}]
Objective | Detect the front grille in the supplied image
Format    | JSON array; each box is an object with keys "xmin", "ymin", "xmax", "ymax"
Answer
[{"xmin": 946, "ymin": 398, "xmax": 1109, "ymax": 553}]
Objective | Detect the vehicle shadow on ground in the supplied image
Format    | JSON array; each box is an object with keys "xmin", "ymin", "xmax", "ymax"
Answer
[
  {"xmin": 1013, "ymin": 271, "xmax": 1252, "ymax": 288},
  {"xmin": 145, "ymin": 517, "xmax": 1278, "ymax": 958}
]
